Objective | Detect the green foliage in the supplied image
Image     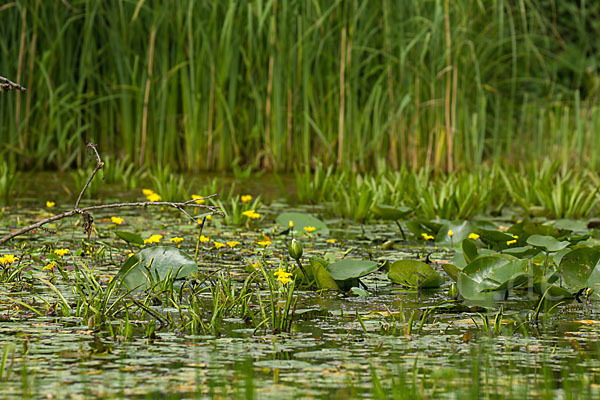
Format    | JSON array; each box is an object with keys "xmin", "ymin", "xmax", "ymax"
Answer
[
  {"xmin": 3, "ymin": 2, "xmax": 600, "ymax": 172},
  {"xmin": 388, "ymin": 260, "xmax": 443, "ymax": 289}
]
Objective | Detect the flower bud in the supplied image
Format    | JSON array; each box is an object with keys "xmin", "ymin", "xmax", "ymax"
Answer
[
  {"xmin": 448, "ymin": 282, "xmax": 458, "ymax": 299},
  {"xmin": 288, "ymin": 239, "xmax": 303, "ymax": 260}
]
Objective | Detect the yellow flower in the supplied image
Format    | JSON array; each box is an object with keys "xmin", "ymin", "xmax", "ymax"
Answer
[
  {"xmin": 326, "ymin": 239, "xmax": 337, "ymax": 244},
  {"xmin": 199, "ymin": 235, "xmax": 210, "ymax": 243},
  {"xmin": 146, "ymin": 193, "xmax": 162, "ymax": 202},
  {"xmin": 144, "ymin": 234, "xmax": 163, "ymax": 244},
  {"xmin": 46, "ymin": 201, "xmax": 55, "ymax": 208},
  {"xmin": 251, "ymin": 262, "xmax": 260, "ymax": 269},
  {"xmin": 242, "ymin": 210, "xmax": 261, "ymax": 219},
  {"xmin": 274, "ymin": 268, "xmax": 293, "ymax": 284},
  {"xmin": 170, "ymin": 237, "xmax": 184, "ymax": 244},
  {"xmin": 257, "ymin": 240, "xmax": 272, "ymax": 247},
  {"xmin": 421, "ymin": 233, "xmax": 435, "ymax": 241},
  {"xmin": 512, "ymin": 235, "xmax": 519, "ymax": 239},
  {"xmin": 0, "ymin": 255, "xmax": 18, "ymax": 265},
  {"xmin": 468, "ymin": 233, "xmax": 480, "ymax": 240},
  {"xmin": 43, "ymin": 261, "xmax": 56, "ymax": 271},
  {"xmin": 241, "ymin": 195, "xmax": 253, "ymax": 203},
  {"xmin": 506, "ymin": 239, "xmax": 517, "ymax": 246},
  {"xmin": 226, "ymin": 241, "xmax": 240, "ymax": 248},
  {"xmin": 289, "ymin": 220, "xmax": 294, "ymax": 229},
  {"xmin": 191, "ymin": 194, "xmax": 205, "ymax": 205},
  {"xmin": 214, "ymin": 241, "xmax": 226, "ymax": 249},
  {"xmin": 303, "ymin": 226, "xmax": 316, "ymax": 233},
  {"xmin": 206, "ymin": 214, "xmax": 212, "ymax": 221},
  {"xmin": 448, "ymin": 229, "xmax": 454, "ymax": 238},
  {"xmin": 54, "ymin": 248, "xmax": 69, "ymax": 257},
  {"xmin": 142, "ymin": 189, "xmax": 155, "ymax": 197},
  {"xmin": 111, "ymin": 216, "xmax": 124, "ymax": 225}
]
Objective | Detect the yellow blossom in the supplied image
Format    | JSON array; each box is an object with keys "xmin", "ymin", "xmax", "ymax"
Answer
[
  {"xmin": 43, "ymin": 261, "xmax": 56, "ymax": 271},
  {"xmin": 146, "ymin": 193, "xmax": 162, "ymax": 202},
  {"xmin": 0, "ymin": 255, "xmax": 18, "ymax": 265},
  {"xmin": 144, "ymin": 234, "xmax": 163, "ymax": 244},
  {"xmin": 241, "ymin": 195, "xmax": 253, "ymax": 203},
  {"xmin": 226, "ymin": 241, "xmax": 240, "ymax": 248},
  {"xmin": 468, "ymin": 233, "xmax": 480, "ymax": 240},
  {"xmin": 170, "ymin": 237, "xmax": 184, "ymax": 244},
  {"xmin": 191, "ymin": 194, "xmax": 205, "ymax": 205},
  {"xmin": 54, "ymin": 248, "xmax": 69, "ymax": 257},
  {"xmin": 448, "ymin": 229, "xmax": 454, "ymax": 238},
  {"xmin": 142, "ymin": 189, "xmax": 155, "ymax": 197},
  {"xmin": 506, "ymin": 239, "xmax": 517, "ymax": 246},
  {"xmin": 251, "ymin": 263, "xmax": 259, "ymax": 269},
  {"xmin": 289, "ymin": 220, "xmax": 294, "ymax": 229},
  {"xmin": 46, "ymin": 201, "xmax": 55, "ymax": 208},
  {"xmin": 214, "ymin": 241, "xmax": 226, "ymax": 249},
  {"xmin": 303, "ymin": 226, "xmax": 316, "ymax": 233},
  {"xmin": 326, "ymin": 239, "xmax": 337, "ymax": 244},
  {"xmin": 206, "ymin": 214, "xmax": 212, "ymax": 221},
  {"xmin": 421, "ymin": 233, "xmax": 435, "ymax": 241},
  {"xmin": 242, "ymin": 210, "xmax": 261, "ymax": 219},
  {"xmin": 512, "ymin": 235, "xmax": 519, "ymax": 239},
  {"xmin": 111, "ymin": 216, "xmax": 124, "ymax": 225},
  {"xmin": 199, "ymin": 235, "xmax": 210, "ymax": 243},
  {"xmin": 274, "ymin": 268, "xmax": 293, "ymax": 284},
  {"xmin": 257, "ymin": 240, "xmax": 272, "ymax": 247}
]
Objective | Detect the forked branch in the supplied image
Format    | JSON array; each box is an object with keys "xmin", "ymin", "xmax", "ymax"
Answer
[{"xmin": 0, "ymin": 76, "xmax": 27, "ymax": 92}]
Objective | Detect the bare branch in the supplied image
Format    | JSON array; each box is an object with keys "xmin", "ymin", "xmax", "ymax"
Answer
[
  {"xmin": 75, "ymin": 143, "xmax": 104, "ymax": 209},
  {"xmin": 0, "ymin": 200, "xmax": 223, "ymax": 245},
  {"xmin": 0, "ymin": 76, "xmax": 27, "ymax": 92}
]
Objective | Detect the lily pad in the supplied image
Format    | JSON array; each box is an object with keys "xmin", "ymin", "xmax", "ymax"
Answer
[
  {"xmin": 114, "ymin": 231, "xmax": 144, "ymax": 246},
  {"xmin": 526, "ymin": 235, "xmax": 570, "ymax": 252},
  {"xmin": 326, "ymin": 259, "xmax": 379, "ymax": 281},
  {"xmin": 276, "ymin": 212, "xmax": 329, "ymax": 235},
  {"xmin": 310, "ymin": 258, "xmax": 340, "ymax": 291},
  {"xmin": 117, "ymin": 246, "xmax": 198, "ymax": 290},
  {"xmin": 388, "ymin": 260, "xmax": 443, "ymax": 288},
  {"xmin": 457, "ymin": 255, "xmax": 530, "ymax": 299},
  {"xmin": 371, "ymin": 204, "xmax": 412, "ymax": 220},
  {"xmin": 558, "ymin": 247, "xmax": 600, "ymax": 291},
  {"xmin": 436, "ymin": 221, "xmax": 474, "ymax": 246}
]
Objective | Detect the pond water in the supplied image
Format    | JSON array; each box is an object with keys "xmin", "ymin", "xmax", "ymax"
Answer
[{"xmin": 0, "ymin": 175, "xmax": 599, "ymax": 399}]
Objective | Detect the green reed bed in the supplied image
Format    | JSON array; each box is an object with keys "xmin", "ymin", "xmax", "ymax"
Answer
[{"xmin": 2, "ymin": 1, "xmax": 600, "ymax": 172}]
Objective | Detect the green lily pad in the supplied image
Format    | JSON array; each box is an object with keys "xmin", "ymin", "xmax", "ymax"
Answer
[
  {"xmin": 526, "ymin": 235, "xmax": 570, "ymax": 252},
  {"xmin": 462, "ymin": 238, "xmax": 478, "ymax": 264},
  {"xmin": 117, "ymin": 246, "xmax": 198, "ymax": 291},
  {"xmin": 436, "ymin": 221, "xmax": 474, "ymax": 246},
  {"xmin": 458, "ymin": 255, "xmax": 530, "ymax": 298},
  {"xmin": 388, "ymin": 260, "xmax": 443, "ymax": 288},
  {"xmin": 114, "ymin": 231, "xmax": 144, "ymax": 246},
  {"xmin": 553, "ymin": 219, "xmax": 588, "ymax": 232},
  {"xmin": 276, "ymin": 212, "xmax": 329, "ymax": 235},
  {"xmin": 371, "ymin": 204, "xmax": 412, "ymax": 220},
  {"xmin": 310, "ymin": 258, "xmax": 340, "ymax": 291},
  {"xmin": 326, "ymin": 259, "xmax": 379, "ymax": 281},
  {"xmin": 476, "ymin": 228, "xmax": 515, "ymax": 243},
  {"xmin": 558, "ymin": 247, "xmax": 600, "ymax": 291},
  {"xmin": 442, "ymin": 264, "xmax": 461, "ymax": 282}
]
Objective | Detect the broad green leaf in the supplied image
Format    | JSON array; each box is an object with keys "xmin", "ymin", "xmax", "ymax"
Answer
[
  {"xmin": 442, "ymin": 264, "xmax": 461, "ymax": 282},
  {"xmin": 503, "ymin": 245, "xmax": 539, "ymax": 258},
  {"xmin": 457, "ymin": 273, "xmax": 506, "ymax": 302},
  {"xmin": 371, "ymin": 204, "xmax": 411, "ymax": 220},
  {"xmin": 276, "ymin": 212, "xmax": 329, "ymax": 235},
  {"xmin": 461, "ymin": 255, "xmax": 530, "ymax": 293},
  {"xmin": 311, "ymin": 260, "xmax": 341, "ymax": 291},
  {"xmin": 436, "ymin": 221, "xmax": 474, "ymax": 246},
  {"xmin": 526, "ymin": 235, "xmax": 569, "ymax": 252},
  {"xmin": 114, "ymin": 231, "xmax": 144, "ymax": 246},
  {"xmin": 462, "ymin": 239, "xmax": 478, "ymax": 264},
  {"xmin": 118, "ymin": 246, "xmax": 197, "ymax": 291},
  {"xmin": 476, "ymin": 228, "xmax": 514, "ymax": 243},
  {"xmin": 326, "ymin": 259, "xmax": 379, "ymax": 281},
  {"xmin": 553, "ymin": 219, "xmax": 588, "ymax": 232},
  {"xmin": 388, "ymin": 260, "xmax": 443, "ymax": 288},
  {"xmin": 559, "ymin": 247, "xmax": 600, "ymax": 291}
]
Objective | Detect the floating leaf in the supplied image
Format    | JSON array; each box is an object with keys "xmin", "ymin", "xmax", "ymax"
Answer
[
  {"xmin": 118, "ymin": 246, "xmax": 198, "ymax": 291},
  {"xmin": 526, "ymin": 235, "xmax": 570, "ymax": 252},
  {"xmin": 559, "ymin": 247, "xmax": 600, "ymax": 292},
  {"xmin": 276, "ymin": 212, "xmax": 329, "ymax": 235},
  {"xmin": 436, "ymin": 221, "xmax": 474, "ymax": 246},
  {"xmin": 114, "ymin": 231, "xmax": 144, "ymax": 246},
  {"xmin": 310, "ymin": 258, "xmax": 340, "ymax": 291},
  {"xmin": 462, "ymin": 239, "xmax": 478, "ymax": 264},
  {"xmin": 476, "ymin": 228, "xmax": 514, "ymax": 243},
  {"xmin": 457, "ymin": 255, "xmax": 530, "ymax": 299},
  {"xmin": 371, "ymin": 204, "xmax": 411, "ymax": 220},
  {"xmin": 388, "ymin": 260, "xmax": 443, "ymax": 288},
  {"xmin": 326, "ymin": 259, "xmax": 379, "ymax": 281}
]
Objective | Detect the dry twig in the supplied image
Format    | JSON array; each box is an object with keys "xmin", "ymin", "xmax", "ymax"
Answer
[
  {"xmin": 0, "ymin": 143, "xmax": 222, "ymax": 245},
  {"xmin": 0, "ymin": 76, "xmax": 27, "ymax": 92}
]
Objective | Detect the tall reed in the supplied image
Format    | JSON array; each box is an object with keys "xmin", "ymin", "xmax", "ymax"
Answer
[{"xmin": 1, "ymin": 1, "xmax": 599, "ymax": 172}]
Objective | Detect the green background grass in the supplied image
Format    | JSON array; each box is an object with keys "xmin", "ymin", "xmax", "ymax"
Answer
[{"xmin": 1, "ymin": 0, "xmax": 599, "ymax": 172}]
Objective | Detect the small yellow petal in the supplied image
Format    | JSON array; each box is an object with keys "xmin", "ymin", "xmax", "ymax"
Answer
[
  {"xmin": 241, "ymin": 195, "xmax": 253, "ymax": 203},
  {"xmin": 46, "ymin": 201, "xmax": 56, "ymax": 208}
]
